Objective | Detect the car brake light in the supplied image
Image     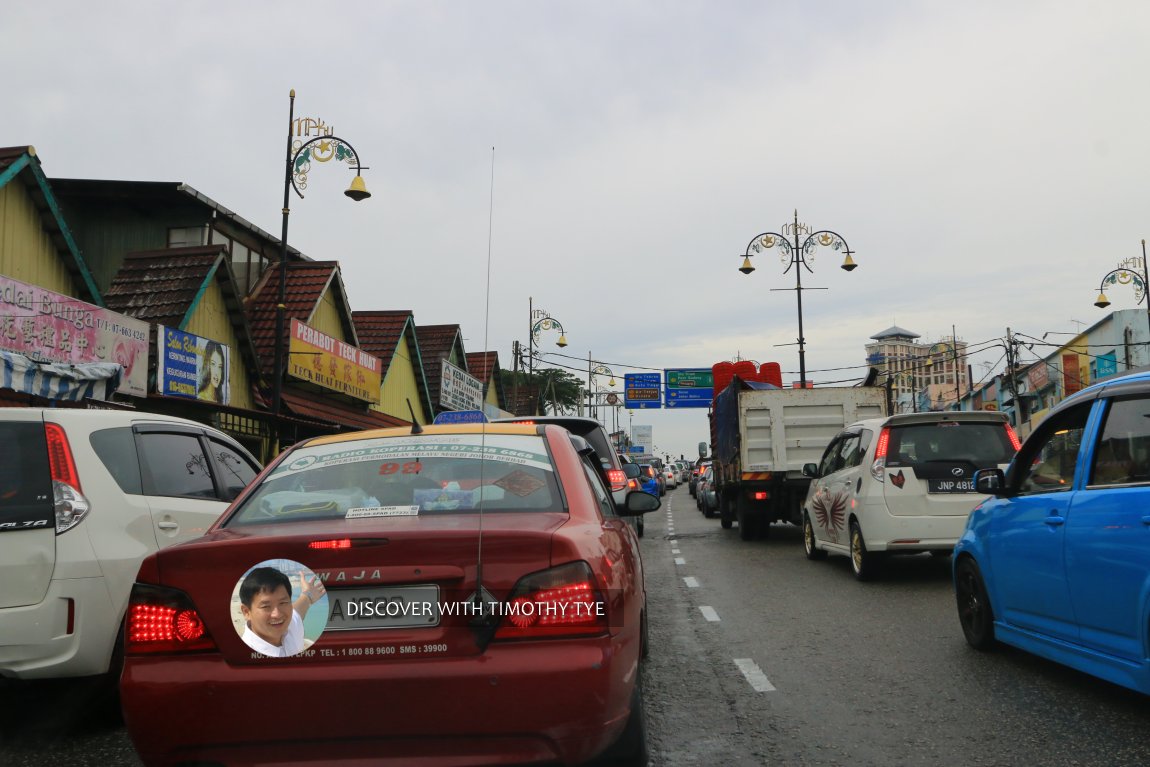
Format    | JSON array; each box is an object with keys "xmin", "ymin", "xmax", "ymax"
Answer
[
  {"xmin": 126, "ymin": 583, "xmax": 216, "ymax": 654},
  {"xmin": 493, "ymin": 561, "xmax": 608, "ymax": 641},
  {"xmin": 309, "ymin": 539, "xmax": 353, "ymax": 549},
  {"xmin": 871, "ymin": 426, "xmax": 890, "ymax": 482},
  {"xmin": 44, "ymin": 423, "xmax": 90, "ymax": 534},
  {"xmin": 1005, "ymin": 424, "xmax": 1022, "ymax": 452},
  {"xmin": 753, "ymin": 491, "xmax": 768, "ymax": 501},
  {"xmin": 606, "ymin": 468, "xmax": 627, "ymax": 491}
]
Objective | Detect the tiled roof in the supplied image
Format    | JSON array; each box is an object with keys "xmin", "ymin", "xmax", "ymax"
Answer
[
  {"xmin": 466, "ymin": 351, "xmax": 505, "ymax": 409},
  {"xmin": 281, "ymin": 389, "xmax": 408, "ymax": 430},
  {"xmin": 352, "ymin": 310, "xmax": 413, "ymax": 362},
  {"xmin": 247, "ymin": 261, "xmax": 341, "ymax": 375},
  {"xmin": 416, "ymin": 324, "xmax": 464, "ymax": 412},
  {"xmin": 103, "ymin": 246, "xmax": 228, "ymax": 326},
  {"xmin": 870, "ymin": 325, "xmax": 921, "ymax": 341}
]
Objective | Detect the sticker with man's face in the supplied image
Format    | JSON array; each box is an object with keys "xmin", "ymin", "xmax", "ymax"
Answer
[{"xmin": 230, "ymin": 559, "xmax": 327, "ymax": 657}]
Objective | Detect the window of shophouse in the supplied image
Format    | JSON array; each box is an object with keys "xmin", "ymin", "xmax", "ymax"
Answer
[{"xmin": 169, "ymin": 226, "xmax": 209, "ymax": 247}]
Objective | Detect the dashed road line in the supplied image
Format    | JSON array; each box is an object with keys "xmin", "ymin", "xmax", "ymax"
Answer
[
  {"xmin": 683, "ymin": 576, "xmax": 699, "ymax": 588},
  {"xmin": 671, "ymin": 548, "xmax": 680, "ymax": 554},
  {"xmin": 734, "ymin": 658, "xmax": 776, "ymax": 692},
  {"xmin": 699, "ymin": 605, "xmax": 720, "ymax": 622},
  {"xmin": 674, "ymin": 557, "xmax": 686, "ymax": 565}
]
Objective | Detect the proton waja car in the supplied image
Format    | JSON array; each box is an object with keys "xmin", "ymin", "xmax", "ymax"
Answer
[
  {"xmin": 801, "ymin": 411, "xmax": 1019, "ymax": 580},
  {"xmin": 956, "ymin": 370, "xmax": 1150, "ymax": 695},
  {"xmin": 121, "ymin": 423, "xmax": 660, "ymax": 766}
]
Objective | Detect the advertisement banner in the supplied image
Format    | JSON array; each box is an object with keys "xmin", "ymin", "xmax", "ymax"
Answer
[
  {"xmin": 631, "ymin": 425, "xmax": 652, "ymax": 454},
  {"xmin": 1026, "ymin": 362, "xmax": 1050, "ymax": 390},
  {"xmin": 440, "ymin": 359, "xmax": 484, "ymax": 412},
  {"xmin": 0, "ymin": 273, "xmax": 148, "ymax": 397},
  {"xmin": 287, "ymin": 320, "xmax": 382, "ymax": 403},
  {"xmin": 156, "ymin": 326, "xmax": 231, "ymax": 404}
]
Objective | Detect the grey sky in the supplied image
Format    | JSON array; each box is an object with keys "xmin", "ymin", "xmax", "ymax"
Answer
[{"xmin": 7, "ymin": 1, "xmax": 1150, "ymax": 458}]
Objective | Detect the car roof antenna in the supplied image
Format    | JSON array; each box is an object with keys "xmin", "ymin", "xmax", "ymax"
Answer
[{"xmin": 406, "ymin": 399, "xmax": 423, "ymax": 434}]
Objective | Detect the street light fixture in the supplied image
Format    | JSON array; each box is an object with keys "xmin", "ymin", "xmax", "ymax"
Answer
[
  {"xmin": 587, "ymin": 360, "xmax": 615, "ymax": 420},
  {"xmin": 272, "ymin": 89, "xmax": 371, "ymax": 448},
  {"xmin": 527, "ymin": 297, "xmax": 568, "ymax": 380},
  {"xmin": 737, "ymin": 210, "xmax": 857, "ymax": 387},
  {"xmin": 1094, "ymin": 239, "xmax": 1150, "ymax": 338}
]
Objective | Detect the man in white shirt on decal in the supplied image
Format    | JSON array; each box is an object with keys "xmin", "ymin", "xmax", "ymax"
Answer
[{"xmin": 239, "ymin": 566, "xmax": 325, "ymax": 657}]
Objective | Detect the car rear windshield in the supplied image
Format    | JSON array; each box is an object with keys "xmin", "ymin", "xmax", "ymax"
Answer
[
  {"xmin": 0, "ymin": 422, "xmax": 53, "ymax": 531},
  {"xmin": 886, "ymin": 421, "xmax": 1015, "ymax": 468},
  {"xmin": 227, "ymin": 433, "xmax": 563, "ymax": 526}
]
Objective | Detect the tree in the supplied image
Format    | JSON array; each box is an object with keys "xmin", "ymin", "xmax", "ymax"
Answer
[{"xmin": 499, "ymin": 368, "xmax": 583, "ymax": 415}]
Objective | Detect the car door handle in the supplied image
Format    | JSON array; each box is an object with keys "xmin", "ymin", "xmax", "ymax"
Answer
[
  {"xmin": 157, "ymin": 521, "xmax": 179, "ymax": 530},
  {"xmin": 1043, "ymin": 516, "xmax": 1065, "ymax": 527}
]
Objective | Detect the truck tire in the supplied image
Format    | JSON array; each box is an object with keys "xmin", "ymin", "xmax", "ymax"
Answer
[{"xmin": 719, "ymin": 493, "xmax": 733, "ymax": 529}]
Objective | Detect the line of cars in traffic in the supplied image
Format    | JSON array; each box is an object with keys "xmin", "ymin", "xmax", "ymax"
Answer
[
  {"xmin": 697, "ymin": 370, "xmax": 1150, "ymax": 698},
  {"xmin": 1, "ymin": 410, "xmax": 664, "ymax": 766}
]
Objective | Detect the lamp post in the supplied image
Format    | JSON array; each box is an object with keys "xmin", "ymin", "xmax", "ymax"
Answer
[
  {"xmin": 1093, "ymin": 239, "xmax": 1150, "ymax": 340},
  {"xmin": 527, "ymin": 297, "xmax": 568, "ymax": 380},
  {"xmin": 587, "ymin": 359, "xmax": 614, "ymax": 420},
  {"xmin": 272, "ymin": 90, "xmax": 371, "ymax": 449},
  {"xmin": 737, "ymin": 210, "xmax": 857, "ymax": 387}
]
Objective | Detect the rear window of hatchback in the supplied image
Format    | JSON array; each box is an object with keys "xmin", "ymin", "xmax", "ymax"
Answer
[
  {"xmin": 885, "ymin": 421, "xmax": 1016, "ymax": 468},
  {"xmin": 227, "ymin": 433, "xmax": 564, "ymax": 525}
]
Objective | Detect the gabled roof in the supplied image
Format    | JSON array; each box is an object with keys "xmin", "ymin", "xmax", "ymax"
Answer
[
  {"xmin": 352, "ymin": 310, "xmax": 434, "ymax": 419},
  {"xmin": 246, "ymin": 261, "xmax": 358, "ymax": 375},
  {"xmin": 870, "ymin": 325, "xmax": 921, "ymax": 341},
  {"xmin": 103, "ymin": 245, "xmax": 261, "ymax": 378},
  {"xmin": 416, "ymin": 324, "xmax": 466, "ymax": 414},
  {"xmin": 466, "ymin": 351, "xmax": 506, "ymax": 409},
  {"xmin": 0, "ymin": 146, "xmax": 101, "ymax": 304}
]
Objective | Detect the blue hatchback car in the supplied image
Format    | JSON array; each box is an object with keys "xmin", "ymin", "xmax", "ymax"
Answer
[{"xmin": 955, "ymin": 370, "xmax": 1150, "ymax": 695}]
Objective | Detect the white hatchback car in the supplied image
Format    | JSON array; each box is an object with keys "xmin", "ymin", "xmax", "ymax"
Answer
[
  {"xmin": 800, "ymin": 411, "xmax": 1019, "ymax": 580},
  {"xmin": 0, "ymin": 409, "xmax": 260, "ymax": 680}
]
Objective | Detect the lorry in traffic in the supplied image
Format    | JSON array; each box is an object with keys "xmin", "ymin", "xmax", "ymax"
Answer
[{"xmin": 710, "ymin": 376, "xmax": 887, "ymax": 540}]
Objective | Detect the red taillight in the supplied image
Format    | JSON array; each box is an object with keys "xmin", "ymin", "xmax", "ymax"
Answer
[
  {"xmin": 1005, "ymin": 424, "xmax": 1022, "ymax": 452},
  {"xmin": 606, "ymin": 468, "xmax": 626, "ymax": 491},
  {"xmin": 126, "ymin": 584, "xmax": 216, "ymax": 654},
  {"xmin": 44, "ymin": 423, "xmax": 81, "ymax": 491},
  {"xmin": 752, "ymin": 491, "xmax": 768, "ymax": 501},
  {"xmin": 493, "ymin": 561, "xmax": 609, "ymax": 641},
  {"xmin": 874, "ymin": 427, "xmax": 891, "ymax": 460},
  {"xmin": 309, "ymin": 538, "xmax": 353, "ymax": 549}
]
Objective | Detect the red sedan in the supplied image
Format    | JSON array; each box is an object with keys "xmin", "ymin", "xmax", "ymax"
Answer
[{"xmin": 121, "ymin": 423, "xmax": 659, "ymax": 766}]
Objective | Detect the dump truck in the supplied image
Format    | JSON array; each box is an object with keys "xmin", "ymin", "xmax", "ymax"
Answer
[{"xmin": 710, "ymin": 376, "xmax": 887, "ymax": 540}]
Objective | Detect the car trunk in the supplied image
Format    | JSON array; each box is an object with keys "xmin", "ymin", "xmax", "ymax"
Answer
[
  {"xmin": 0, "ymin": 414, "xmax": 56, "ymax": 608},
  {"xmin": 152, "ymin": 512, "xmax": 568, "ymax": 665},
  {"xmin": 883, "ymin": 420, "xmax": 1016, "ymax": 517}
]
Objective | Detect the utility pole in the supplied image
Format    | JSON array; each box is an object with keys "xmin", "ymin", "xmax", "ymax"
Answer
[{"xmin": 1005, "ymin": 327, "xmax": 1022, "ymax": 427}]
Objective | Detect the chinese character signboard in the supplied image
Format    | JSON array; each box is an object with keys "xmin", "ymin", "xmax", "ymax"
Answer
[
  {"xmin": 440, "ymin": 359, "xmax": 484, "ymax": 411},
  {"xmin": 156, "ymin": 326, "xmax": 231, "ymax": 404},
  {"xmin": 287, "ymin": 320, "xmax": 381, "ymax": 403},
  {"xmin": 0, "ymin": 274, "xmax": 148, "ymax": 397}
]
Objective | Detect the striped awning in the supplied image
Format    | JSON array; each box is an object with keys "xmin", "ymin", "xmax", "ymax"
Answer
[{"xmin": 0, "ymin": 351, "xmax": 122, "ymax": 402}]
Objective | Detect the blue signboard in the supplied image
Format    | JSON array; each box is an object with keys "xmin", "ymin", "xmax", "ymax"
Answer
[
  {"xmin": 664, "ymin": 368, "xmax": 713, "ymax": 408},
  {"xmin": 432, "ymin": 410, "xmax": 489, "ymax": 424},
  {"xmin": 625, "ymin": 373, "xmax": 662, "ymax": 409},
  {"xmin": 156, "ymin": 326, "xmax": 231, "ymax": 404}
]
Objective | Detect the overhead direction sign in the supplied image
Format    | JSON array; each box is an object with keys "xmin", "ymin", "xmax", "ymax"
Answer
[
  {"xmin": 664, "ymin": 368, "xmax": 714, "ymax": 408},
  {"xmin": 624, "ymin": 373, "xmax": 662, "ymax": 409}
]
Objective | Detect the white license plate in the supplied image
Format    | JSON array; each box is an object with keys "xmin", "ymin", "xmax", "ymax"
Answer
[
  {"xmin": 928, "ymin": 479, "xmax": 976, "ymax": 493},
  {"xmin": 325, "ymin": 585, "xmax": 441, "ymax": 630}
]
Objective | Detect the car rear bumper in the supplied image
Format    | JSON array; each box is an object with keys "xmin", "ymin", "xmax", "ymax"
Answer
[
  {"xmin": 123, "ymin": 637, "xmax": 637, "ymax": 767},
  {"xmin": 859, "ymin": 504, "xmax": 969, "ymax": 551},
  {"xmin": 0, "ymin": 576, "xmax": 118, "ymax": 679}
]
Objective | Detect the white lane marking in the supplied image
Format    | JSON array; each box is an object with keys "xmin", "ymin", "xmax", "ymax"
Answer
[
  {"xmin": 699, "ymin": 605, "xmax": 720, "ymax": 622},
  {"xmin": 669, "ymin": 539, "xmax": 677, "ymax": 545},
  {"xmin": 671, "ymin": 548, "xmax": 680, "ymax": 554},
  {"xmin": 683, "ymin": 576, "xmax": 699, "ymax": 587},
  {"xmin": 734, "ymin": 658, "xmax": 776, "ymax": 692},
  {"xmin": 674, "ymin": 557, "xmax": 686, "ymax": 565}
]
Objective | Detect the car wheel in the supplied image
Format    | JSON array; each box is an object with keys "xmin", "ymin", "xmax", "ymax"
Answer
[
  {"xmin": 849, "ymin": 519, "xmax": 879, "ymax": 581},
  {"xmin": 736, "ymin": 497, "xmax": 757, "ymax": 541},
  {"xmin": 719, "ymin": 494, "xmax": 733, "ymax": 529},
  {"xmin": 955, "ymin": 558, "xmax": 996, "ymax": 650},
  {"xmin": 636, "ymin": 517, "xmax": 644, "ymax": 538},
  {"xmin": 929, "ymin": 549, "xmax": 952, "ymax": 559},
  {"xmin": 703, "ymin": 499, "xmax": 716, "ymax": 519},
  {"xmin": 803, "ymin": 513, "xmax": 827, "ymax": 560},
  {"xmin": 640, "ymin": 608, "xmax": 650, "ymax": 660},
  {"xmin": 595, "ymin": 672, "xmax": 649, "ymax": 766}
]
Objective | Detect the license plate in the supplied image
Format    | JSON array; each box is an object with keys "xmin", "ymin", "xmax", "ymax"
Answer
[
  {"xmin": 928, "ymin": 479, "xmax": 975, "ymax": 493},
  {"xmin": 325, "ymin": 585, "xmax": 441, "ymax": 630}
]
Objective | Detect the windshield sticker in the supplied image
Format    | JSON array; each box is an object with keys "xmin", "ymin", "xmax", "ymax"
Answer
[
  {"xmin": 494, "ymin": 469, "xmax": 547, "ymax": 497},
  {"xmin": 231, "ymin": 559, "xmax": 327, "ymax": 659},
  {"xmin": 346, "ymin": 506, "xmax": 420, "ymax": 519}
]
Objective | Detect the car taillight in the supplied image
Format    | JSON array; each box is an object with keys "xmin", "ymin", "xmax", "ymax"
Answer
[
  {"xmin": 493, "ymin": 561, "xmax": 609, "ymax": 641},
  {"xmin": 126, "ymin": 583, "xmax": 216, "ymax": 655},
  {"xmin": 870, "ymin": 426, "xmax": 890, "ymax": 482},
  {"xmin": 1005, "ymin": 424, "xmax": 1022, "ymax": 452},
  {"xmin": 309, "ymin": 538, "xmax": 353, "ymax": 549},
  {"xmin": 45, "ymin": 423, "xmax": 90, "ymax": 534},
  {"xmin": 606, "ymin": 468, "xmax": 626, "ymax": 491}
]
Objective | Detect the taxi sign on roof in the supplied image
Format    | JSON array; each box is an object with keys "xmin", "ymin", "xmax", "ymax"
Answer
[{"xmin": 432, "ymin": 410, "xmax": 489, "ymax": 425}]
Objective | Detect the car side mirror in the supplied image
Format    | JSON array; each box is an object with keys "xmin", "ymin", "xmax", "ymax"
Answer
[
  {"xmin": 974, "ymin": 468, "xmax": 1004, "ymax": 495},
  {"xmin": 623, "ymin": 463, "xmax": 641, "ymax": 479},
  {"xmin": 620, "ymin": 490, "xmax": 660, "ymax": 516},
  {"xmin": 802, "ymin": 463, "xmax": 819, "ymax": 478}
]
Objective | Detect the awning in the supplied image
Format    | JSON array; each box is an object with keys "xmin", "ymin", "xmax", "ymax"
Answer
[
  {"xmin": 280, "ymin": 389, "xmax": 409, "ymax": 431},
  {"xmin": 0, "ymin": 351, "xmax": 122, "ymax": 402}
]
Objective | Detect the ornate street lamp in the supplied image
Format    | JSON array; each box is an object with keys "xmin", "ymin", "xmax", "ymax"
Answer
[
  {"xmin": 587, "ymin": 360, "xmax": 615, "ymax": 420},
  {"xmin": 738, "ymin": 210, "xmax": 857, "ymax": 387},
  {"xmin": 1094, "ymin": 239, "xmax": 1150, "ymax": 338},
  {"xmin": 272, "ymin": 89, "xmax": 370, "ymax": 448},
  {"xmin": 527, "ymin": 297, "xmax": 568, "ymax": 379}
]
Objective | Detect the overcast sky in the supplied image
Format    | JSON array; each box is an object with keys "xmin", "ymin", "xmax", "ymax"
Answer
[{"xmin": 7, "ymin": 1, "xmax": 1150, "ymax": 458}]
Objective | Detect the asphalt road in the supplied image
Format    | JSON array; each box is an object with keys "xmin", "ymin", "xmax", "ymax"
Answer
[
  {"xmin": 3, "ymin": 484, "xmax": 1149, "ymax": 766},
  {"xmin": 642, "ymin": 485, "xmax": 1150, "ymax": 766}
]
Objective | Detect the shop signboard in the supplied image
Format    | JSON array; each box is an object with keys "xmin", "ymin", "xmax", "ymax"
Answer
[
  {"xmin": 156, "ymin": 326, "xmax": 232, "ymax": 404},
  {"xmin": 288, "ymin": 319, "xmax": 382, "ymax": 403},
  {"xmin": 440, "ymin": 359, "xmax": 484, "ymax": 411}
]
